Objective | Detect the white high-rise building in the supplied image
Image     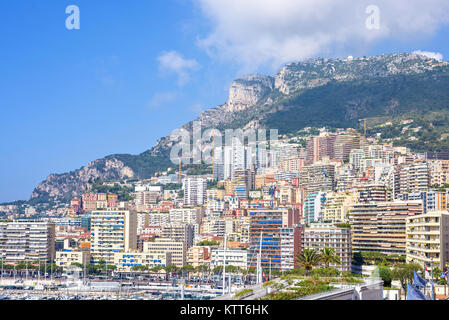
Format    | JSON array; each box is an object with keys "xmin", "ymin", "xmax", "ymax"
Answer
[
  {"xmin": 213, "ymin": 147, "xmax": 225, "ymax": 181},
  {"xmin": 222, "ymin": 137, "xmax": 254, "ymax": 180},
  {"xmin": 183, "ymin": 176, "xmax": 207, "ymax": 206},
  {"xmin": 223, "ymin": 146, "xmax": 233, "ymax": 180},
  {"xmin": 169, "ymin": 208, "xmax": 202, "ymax": 225},
  {"xmin": 90, "ymin": 209, "xmax": 137, "ymax": 264}
]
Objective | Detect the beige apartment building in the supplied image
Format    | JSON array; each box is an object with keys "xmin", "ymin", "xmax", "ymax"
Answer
[
  {"xmin": 56, "ymin": 249, "xmax": 91, "ymax": 269},
  {"xmin": 304, "ymin": 223, "xmax": 352, "ymax": 272},
  {"xmin": 428, "ymin": 160, "xmax": 449, "ymax": 187},
  {"xmin": 322, "ymin": 192, "xmax": 356, "ymax": 223},
  {"xmin": 406, "ymin": 210, "xmax": 449, "ymax": 268},
  {"xmin": 0, "ymin": 221, "xmax": 55, "ymax": 263},
  {"xmin": 143, "ymin": 238, "xmax": 187, "ymax": 267},
  {"xmin": 349, "ymin": 201, "xmax": 423, "ymax": 255},
  {"xmin": 113, "ymin": 251, "xmax": 171, "ymax": 272},
  {"xmin": 187, "ymin": 246, "xmax": 211, "ymax": 267}
]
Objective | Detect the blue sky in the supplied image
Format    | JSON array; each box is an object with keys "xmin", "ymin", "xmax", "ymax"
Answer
[{"xmin": 1, "ymin": 0, "xmax": 449, "ymax": 203}]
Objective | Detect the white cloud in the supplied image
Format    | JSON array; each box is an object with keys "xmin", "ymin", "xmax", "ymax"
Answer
[
  {"xmin": 413, "ymin": 50, "xmax": 443, "ymax": 61},
  {"xmin": 148, "ymin": 92, "xmax": 178, "ymax": 109},
  {"xmin": 157, "ymin": 51, "xmax": 200, "ymax": 85},
  {"xmin": 195, "ymin": 0, "xmax": 449, "ymax": 71}
]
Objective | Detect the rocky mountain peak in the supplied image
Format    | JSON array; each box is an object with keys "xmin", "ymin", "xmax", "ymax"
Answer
[
  {"xmin": 226, "ymin": 74, "xmax": 274, "ymax": 112},
  {"xmin": 274, "ymin": 53, "xmax": 448, "ymax": 95}
]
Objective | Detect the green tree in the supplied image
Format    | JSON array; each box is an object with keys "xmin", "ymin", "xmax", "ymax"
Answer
[
  {"xmin": 181, "ymin": 265, "xmax": 195, "ymax": 278},
  {"xmin": 150, "ymin": 266, "xmax": 163, "ymax": 273},
  {"xmin": 295, "ymin": 249, "xmax": 322, "ymax": 276},
  {"xmin": 132, "ymin": 265, "xmax": 148, "ymax": 272},
  {"xmin": 321, "ymin": 247, "xmax": 341, "ymax": 268},
  {"xmin": 163, "ymin": 265, "xmax": 178, "ymax": 279},
  {"xmin": 433, "ymin": 267, "xmax": 441, "ymax": 280},
  {"xmin": 391, "ymin": 263, "xmax": 423, "ymax": 291},
  {"xmin": 378, "ymin": 266, "xmax": 392, "ymax": 287}
]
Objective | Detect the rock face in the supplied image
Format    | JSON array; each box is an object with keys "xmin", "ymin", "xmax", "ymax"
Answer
[
  {"xmin": 28, "ymin": 52, "xmax": 449, "ymax": 205},
  {"xmin": 226, "ymin": 75, "xmax": 274, "ymax": 112},
  {"xmin": 31, "ymin": 158, "xmax": 134, "ymax": 202},
  {"xmin": 274, "ymin": 53, "xmax": 448, "ymax": 94}
]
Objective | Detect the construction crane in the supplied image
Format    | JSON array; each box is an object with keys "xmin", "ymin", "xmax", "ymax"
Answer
[
  {"xmin": 212, "ymin": 136, "xmax": 215, "ymax": 181},
  {"xmin": 360, "ymin": 118, "xmax": 368, "ymax": 137},
  {"xmin": 178, "ymin": 157, "xmax": 182, "ymax": 184}
]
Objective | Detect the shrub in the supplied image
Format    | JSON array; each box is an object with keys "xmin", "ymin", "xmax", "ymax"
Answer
[{"xmin": 234, "ymin": 289, "xmax": 253, "ymax": 299}]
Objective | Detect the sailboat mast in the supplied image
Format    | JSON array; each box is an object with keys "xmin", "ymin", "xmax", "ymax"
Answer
[
  {"xmin": 222, "ymin": 234, "xmax": 227, "ymax": 295},
  {"xmin": 257, "ymin": 232, "xmax": 263, "ymax": 284}
]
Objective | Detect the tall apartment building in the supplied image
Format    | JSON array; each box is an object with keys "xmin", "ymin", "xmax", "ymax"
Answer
[
  {"xmin": 220, "ymin": 138, "xmax": 253, "ymax": 180},
  {"xmin": 143, "ymin": 238, "xmax": 187, "ymax": 267},
  {"xmin": 82, "ymin": 193, "xmax": 98, "ymax": 212},
  {"xmin": 349, "ymin": 201, "xmax": 423, "ymax": 255},
  {"xmin": 187, "ymin": 246, "xmax": 211, "ymax": 267},
  {"xmin": 304, "ymin": 223, "xmax": 352, "ymax": 272},
  {"xmin": 201, "ymin": 217, "xmax": 226, "ymax": 238},
  {"xmin": 147, "ymin": 212, "xmax": 170, "ymax": 226},
  {"xmin": 0, "ymin": 221, "xmax": 55, "ymax": 263},
  {"xmin": 306, "ymin": 134, "xmax": 337, "ymax": 164},
  {"xmin": 321, "ymin": 192, "xmax": 356, "ymax": 223},
  {"xmin": 213, "ymin": 146, "xmax": 225, "ymax": 181},
  {"xmin": 278, "ymin": 186, "xmax": 298, "ymax": 204},
  {"xmin": 399, "ymin": 191, "xmax": 448, "ymax": 214},
  {"xmin": 280, "ymin": 226, "xmax": 303, "ymax": 271},
  {"xmin": 333, "ymin": 135, "xmax": 360, "ymax": 163},
  {"xmin": 161, "ymin": 223, "xmax": 195, "ymax": 248},
  {"xmin": 135, "ymin": 191, "xmax": 161, "ymax": 207},
  {"xmin": 90, "ymin": 209, "xmax": 137, "ymax": 264},
  {"xmin": 428, "ymin": 160, "xmax": 449, "ymax": 187},
  {"xmin": 280, "ymin": 158, "xmax": 304, "ymax": 172},
  {"xmin": 399, "ymin": 162, "xmax": 430, "ymax": 194},
  {"xmin": 233, "ymin": 169, "xmax": 254, "ymax": 200},
  {"xmin": 299, "ymin": 162, "xmax": 336, "ymax": 193},
  {"xmin": 303, "ymin": 192, "xmax": 326, "ymax": 224},
  {"xmin": 354, "ymin": 184, "xmax": 392, "ymax": 203},
  {"xmin": 183, "ymin": 176, "xmax": 207, "ymax": 206},
  {"xmin": 248, "ymin": 208, "xmax": 300, "ymax": 271},
  {"xmin": 169, "ymin": 208, "xmax": 202, "ymax": 225},
  {"xmin": 254, "ymin": 174, "xmax": 276, "ymax": 190},
  {"xmin": 349, "ymin": 149, "xmax": 365, "ymax": 171},
  {"xmin": 82, "ymin": 193, "xmax": 119, "ymax": 211},
  {"xmin": 406, "ymin": 210, "xmax": 449, "ymax": 269}
]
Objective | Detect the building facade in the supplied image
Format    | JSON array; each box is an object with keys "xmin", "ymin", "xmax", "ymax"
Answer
[
  {"xmin": 304, "ymin": 223, "xmax": 352, "ymax": 272},
  {"xmin": 406, "ymin": 210, "xmax": 449, "ymax": 269},
  {"xmin": 0, "ymin": 221, "xmax": 56, "ymax": 263},
  {"xmin": 90, "ymin": 209, "xmax": 137, "ymax": 264}
]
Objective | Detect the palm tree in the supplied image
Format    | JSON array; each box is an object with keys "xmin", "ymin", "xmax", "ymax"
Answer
[
  {"xmin": 196, "ymin": 264, "xmax": 209, "ymax": 281},
  {"xmin": 321, "ymin": 247, "xmax": 341, "ymax": 268},
  {"xmin": 181, "ymin": 265, "xmax": 195, "ymax": 279},
  {"xmin": 295, "ymin": 249, "xmax": 322, "ymax": 276},
  {"xmin": 164, "ymin": 265, "xmax": 178, "ymax": 280}
]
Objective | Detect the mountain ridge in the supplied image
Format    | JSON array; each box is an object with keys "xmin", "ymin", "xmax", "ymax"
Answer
[{"xmin": 28, "ymin": 52, "xmax": 449, "ymax": 204}]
